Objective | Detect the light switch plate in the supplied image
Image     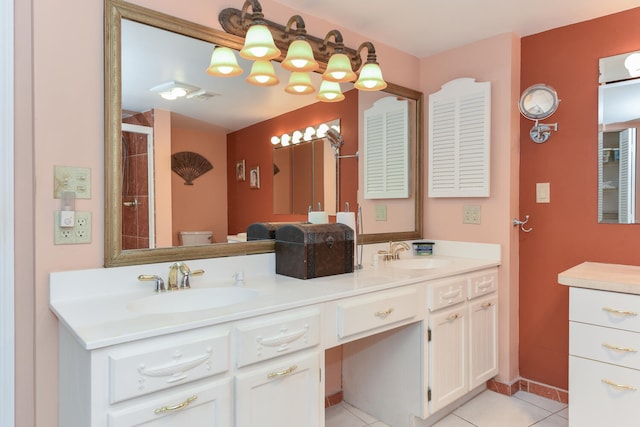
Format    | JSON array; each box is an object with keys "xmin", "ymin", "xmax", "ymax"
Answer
[
  {"xmin": 463, "ymin": 205, "xmax": 481, "ymax": 224},
  {"xmin": 375, "ymin": 205, "xmax": 387, "ymax": 221},
  {"xmin": 536, "ymin": 182, "xmax": 550, "ymax": 203},
  {"xmin": 54, "ymin": 166, "xmax": 91, "ymax": 199}
]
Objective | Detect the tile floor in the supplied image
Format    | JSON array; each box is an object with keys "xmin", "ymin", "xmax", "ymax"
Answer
[{"xmin": 325, "ymin": 390, "xmax": 568, "ymax": 427}]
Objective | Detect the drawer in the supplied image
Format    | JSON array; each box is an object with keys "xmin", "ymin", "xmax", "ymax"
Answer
[
  {"xmin": 468, "ymin": 269, "xmax": 497, "ymax": 299},
  {"xmin": 570, "ymin": 287, "xmax": 640, "ymax": 332},
  {"xmin": 569, "ymin": 355, "xmax": 640, "ymax": 426},
  {"xmin": 337, "ymin": 287, "xmax": 418, "ymax": 339},
  {"xmin": 428, "ymin": 277, "xmax": 467, "ymax": 311},
  {"xmin": 109, "ymin": 329, "xmax": 230, "ymax": 404},
  {"xmin": 235, "ymin": 308, "xmax": 320, "ymax": 368},
  {"xmin": 570, "ymin": 321, "xmax": 640, "ymax": 370}
]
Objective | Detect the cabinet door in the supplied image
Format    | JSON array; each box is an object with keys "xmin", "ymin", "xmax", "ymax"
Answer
[
  {"xmin": 235, "ymin": 352, "xmax": 321, "ymax": 427},
  {"xmin": 428, "ymin": 303, "xmax": 468, "ymax": 414},
  {"xmin": 107, "ymin": 378, "xmax": 231, "ymax": 427},
  {"xmin": 469, "ymin": 294, "xmax": 498, "ymax": 388}
]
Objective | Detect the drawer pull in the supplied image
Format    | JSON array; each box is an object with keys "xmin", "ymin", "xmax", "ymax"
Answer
[
  {"xmin": 447, "ymin": 313, "xmax": 461, "ymax": 321},
  {"xmin": 480, "ymin": 302, "xmax": 493, "ymax": 309},
  {"xmin": 374, "ymin": 308, "xmax": 394, "ymax": 319},
  {"xmin": 139, "ymin": 351, "xmax": 211, "ymax": 382},
  {"xmin": 154, "ymin": 395, "xmax": 197, "ymax": 414},
  {"xmin": 601, "ymin": 379, "xmax": 637, "ymax": 391},
  {"xmin": 602, "ymin": 307, "xmax": 638, "ymax": 317},
  {"xmin": 267, "ymin": 364, "xmax": 298, "ymax": 379},
  {"xmin": 602, "ymin": 343, "xmax": 638, "ymax": 353}
]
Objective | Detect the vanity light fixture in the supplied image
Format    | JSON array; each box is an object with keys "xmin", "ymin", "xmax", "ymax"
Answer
[
  {"xmin": 246, "ymin": 60, "xmax": 279, "ymax": 86},
  {"xmin": 281, "ymin": 15, "xmax": 318, "ymax": 72},
  {"xmin": 321, "ymin": 30, "xmax": 357, "ymax": 83},
  {"xmin": 284, "ymin": 71, "xmax": 315, "ymax": 94},
  {"xmin": 625, "ymin": 52, "xmax": 640, "ymax": 78},
  {"xmin": 206, "ymin": 46, "xmax": 243, "ymax": 77},
  {"xmin": 238, "ymin": 0, "xmax": 280, "ymax": 61},
  {"xmin": 316, "ymin": 80, "xmax": 345, "ymax": 102},
  {"xmin": 149, "ymin": 81, "xmax": 200, "ymax": 100},
  {"xmin": 354, "ymin": 42, "xmax": 387, "ymax": 91},
  {"xmin": 271, "ymin": 119, "xmax": 340, "ymax": 148}
]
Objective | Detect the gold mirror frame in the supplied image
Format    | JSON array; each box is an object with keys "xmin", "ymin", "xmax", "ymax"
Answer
[{"xmin": 104, "ymin": 0, "xmax": 423, "ymax": 267}]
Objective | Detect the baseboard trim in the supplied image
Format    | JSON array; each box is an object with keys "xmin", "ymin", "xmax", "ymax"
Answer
[{"xmin": 488, "ymin": 377, "xmax": 568, "ymax": 404}]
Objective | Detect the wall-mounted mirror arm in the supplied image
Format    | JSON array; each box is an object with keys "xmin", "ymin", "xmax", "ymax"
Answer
[{"xmin": 519, "ymin": 83, "xmax": 560, "ymax": 144}]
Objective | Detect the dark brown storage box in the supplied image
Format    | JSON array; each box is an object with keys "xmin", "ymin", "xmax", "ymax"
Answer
[
  {"xmin": 246, "ymin": 222, "xmax": 298, "ymax": 241},
  {"xmin": 275, "ymin": 223, "xmax": 354, "ymax": 279}
]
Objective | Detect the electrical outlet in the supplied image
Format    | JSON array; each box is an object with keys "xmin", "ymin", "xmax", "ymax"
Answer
[
  {"xmin": 375, "ymin": 205, "xmax": 387, "ymax": 221},
  {"xmin": 54, "ymin": 211, "xmax": 92, "ymax": 244},
  {"xmin": 463, "ymin": 205, "xmax": 481, "ymax": 224}
]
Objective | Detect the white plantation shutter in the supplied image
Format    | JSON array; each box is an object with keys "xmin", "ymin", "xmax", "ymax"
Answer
[
  {"xmin": 618, "ymin": 128, "xmax": 636, "ymax": 223},
  {"xmin": 364, "ymin": 97, "xmax": 409, "ymax": 199},
  {"xmin": 429, "ymin": 78, "xmax": 491, "ymax": 197}
]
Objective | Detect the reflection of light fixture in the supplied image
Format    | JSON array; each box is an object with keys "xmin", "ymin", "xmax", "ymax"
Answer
[
  {"xmin": 316, "ymin": 80, "xmax": 345, "ymax": 103},
  {"xmin": 246, "ymin": 60, "xmax": 279, "ymax": 86},
  {"xmin": 625, "ymin": 53, "xmax": 640, "ymax": 78},
  {"xmin": 271, "ymin": 119, "xmax": 340, "ymax": 147},
  {"xmin": 354, "ymin": 42, "xmax": 387, "ymax": 91},
  {"xmin": 281, "ymin": 15, "xmax": 318, "ymax": 72},
  {"xmin": 206, "ymin": 46, "xmax": 243, "ymax": 77},
  {"xmin": 149, "ymin": 81, "xmax": 200, "ymax": 100},
  {"xmin": 238, "ymin": 0, "xmax": 280, "ymax": 60},
  {"xmin": 321, "ymin": 30, "xmax": 357, "ymax": 83},
  {"xmin": 284, "ymin": 72, "xmax": 315, "ymax": 94}
]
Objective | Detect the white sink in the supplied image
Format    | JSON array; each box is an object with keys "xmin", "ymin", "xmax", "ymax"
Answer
[
  {"xmin": 392, "ymin": 258, "xmax": 451, "ymax": 270},
  {"xmin": 127, "ymin": 287, "xmax": 259, "ymax": 314}
]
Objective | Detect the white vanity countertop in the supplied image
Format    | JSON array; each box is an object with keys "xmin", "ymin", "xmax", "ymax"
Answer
[
  {"xmin": 50, "ymin": 248, "xmax": 499, "ymax": 350},
  {"xmin": 558, "ymin": 261, "xmax": 640, "ymax": 294}
]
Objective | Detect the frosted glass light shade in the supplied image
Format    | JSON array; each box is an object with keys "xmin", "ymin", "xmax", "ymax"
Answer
[
  {"xmin": 206, "ymin": 46, "xmax": 243, "ymax": 77},
  {"xmin": 284, "ymin": 72, "xmax": 315, "ymax": 94},
  {"xmin": 354, "ymin": 62, "xmax": 387, "ymax": 91},
  {"xmin": 246, "ymin": 60, "xmax": 279, "ymax": 86},
  {"xmin": 625, "ymin": 53, "xmax": 640, "ymax": 77},
  {"xmin": 282, "ymin": 39, "xmax": 318, "ymax": 72},
  {"xmin": 316, "ymin": 80, "xmax": 344, "ymax": 102},
  {"xmin": 323, "ymin": 53, "xmax": 356, "ymax": 82},
  {"xmin": 240, "ymin": 24, "xmax": 281, "ymax": 60}
]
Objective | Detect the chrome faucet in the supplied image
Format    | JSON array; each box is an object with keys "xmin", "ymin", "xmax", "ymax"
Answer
[{"xmin": 138, "ymin": 262, "xmax": 205, "ymax": 292}]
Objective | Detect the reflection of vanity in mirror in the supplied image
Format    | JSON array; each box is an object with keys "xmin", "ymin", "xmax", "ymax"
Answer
[
  {"xmin": 598, "ymin": 50, "xmax": 640, "ymax": 224},
  {"xmin": 105, "ymin": 0, "xmax": 423, "ymax": 266}
]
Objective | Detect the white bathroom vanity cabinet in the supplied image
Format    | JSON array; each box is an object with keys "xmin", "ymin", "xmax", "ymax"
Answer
[{"xmin": 51, "ymin": 249, "xmax": 499, "ymax": 427}]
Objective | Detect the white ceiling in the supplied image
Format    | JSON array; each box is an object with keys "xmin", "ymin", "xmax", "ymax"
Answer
[{"xmin": 271, "ymin": 0, "xmax": 640, "ymax": 58}]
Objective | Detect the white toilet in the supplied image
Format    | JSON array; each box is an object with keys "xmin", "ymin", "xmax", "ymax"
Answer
[{"xmin": 178, "ymin": 231, "xmax": 213, "ymax": 246}]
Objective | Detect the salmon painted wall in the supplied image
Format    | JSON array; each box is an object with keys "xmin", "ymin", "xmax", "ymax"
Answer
[
  {"xmin": 227, "ymin": 89, "xmax": 358, "ymax": 233},
  {"xmin": 171, "ymin": 125, "xmax": 228, "ymax": 245},
  {"xmin": 420, "ymin": 33, "xmax": 522, "ymax": 383},
  {"xmin": 14, "ymin": 0, "xmax": 419, "ymax": 425},
  {"xmin": 519, "ymin": 7, "xmax": 640, "ymax": 391}
]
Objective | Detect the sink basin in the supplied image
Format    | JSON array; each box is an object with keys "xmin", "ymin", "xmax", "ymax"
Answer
[
  {"xmin": 392, "ymin": 258, "xmax": 451, "ymax": 270},
  {"xmin": 127, "ymin": 287, "xmax": 259, "ymax": 314}
]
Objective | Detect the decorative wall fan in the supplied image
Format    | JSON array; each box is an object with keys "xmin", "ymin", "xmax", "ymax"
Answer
[{"xmin": 171, "ymin": 151, "xmax": 213, "ymax": 185}]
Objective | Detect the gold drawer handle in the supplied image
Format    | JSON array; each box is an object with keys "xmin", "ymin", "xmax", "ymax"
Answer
[
  {"xmin": 374, "ymin": 308, "xmax": 394, "ymax": 319},
  {"xmin": 601, "ymin": 379, "xmax": 637, "ymax": 391},
  {"xmin": 267, "ymin": 364, "xmax": 297, "ymax": 379},
  {"xmin": 447, "ymin": 313, "xmax": 461, "ymax": 321},
  {"xmin": 602, "ymin": 307, "xmax": 638, "ymax": 317},
  {"xmin": 602, "ymin": 343, "xmax": 638, "ymax": 353},
  {"xmin": 155, "ymin": 395, "xmax": 197, "ymax": 414},
  {"xmin": 480, "ymin": 302, "xmax": 493, "ymax": 309}
]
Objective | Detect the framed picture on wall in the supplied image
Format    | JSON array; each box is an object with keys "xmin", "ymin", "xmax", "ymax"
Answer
[
  {"xmin": 249, "ymin": 166, "xmax": 260, "ymax": 189},
  {"xmin": 236, "ymin": 160, "xmax": 245, "ymax": 182}
]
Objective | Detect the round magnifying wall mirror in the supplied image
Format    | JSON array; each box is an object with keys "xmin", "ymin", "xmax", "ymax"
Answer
[{"xmin": 518, "ymin": 84, "xmax": 560, "ymax": 120}]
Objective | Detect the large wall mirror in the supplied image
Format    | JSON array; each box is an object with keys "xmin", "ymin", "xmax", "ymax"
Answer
[
  {"xmin": 598, "ymin": 50, "xmax": 640, "ymax": 224},
  {"xmin": 105, "ymin": 0, "xmax": 423, "ymax": 267}
]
